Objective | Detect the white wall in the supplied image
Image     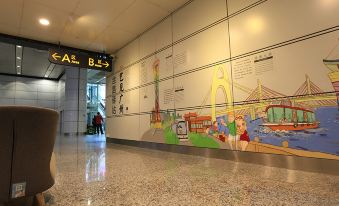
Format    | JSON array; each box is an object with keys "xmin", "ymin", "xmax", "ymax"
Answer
[
  {"xmin": 0, "ymin": 69, "xmax": 87, "ymax": 135},
  {"xmin": 105, "ymin": 0, "xmax": 339, "ymax": 159},
  {"xmin": 0, "ymin": 75, "xmax": 58, "ymax": 109}
]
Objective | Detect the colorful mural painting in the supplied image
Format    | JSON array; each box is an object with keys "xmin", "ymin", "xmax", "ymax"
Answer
[
  {"xmin": 107, "ymin": 0, "xmax": 339, "ymax": 162},
  {"xmin": 138, "ymin": 42, "xmax": 339, "ymax": 160}
]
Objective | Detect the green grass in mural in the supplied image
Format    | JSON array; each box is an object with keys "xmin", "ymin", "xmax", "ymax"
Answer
[
  {"xmin": 164, "ymin": 126, "xmax": 179, "ymax": 145},
  {"xmin": 188, "ymin": 133, "xmax": 220, "ymax": 149}
]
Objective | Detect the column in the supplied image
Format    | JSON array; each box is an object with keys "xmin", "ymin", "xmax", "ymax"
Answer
[{"xmin": 62, "ymin": 67, "xmax": 87, "ymax": 134}]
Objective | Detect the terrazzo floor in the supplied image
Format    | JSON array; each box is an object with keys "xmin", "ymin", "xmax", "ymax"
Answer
[{"xmin": 47, "ymin": 135, "xmax": 339, "ymax": 206}]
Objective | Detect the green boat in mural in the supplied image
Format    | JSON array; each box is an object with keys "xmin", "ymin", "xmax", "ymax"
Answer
[{"xmin": 261, "ymin": 105, "xmax": 319, "ymax": 131}]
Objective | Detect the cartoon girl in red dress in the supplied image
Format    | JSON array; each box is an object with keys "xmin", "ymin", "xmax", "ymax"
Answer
[{"xmin": 235, "ymin": 115, "xmax": 250, "ymax": 151}]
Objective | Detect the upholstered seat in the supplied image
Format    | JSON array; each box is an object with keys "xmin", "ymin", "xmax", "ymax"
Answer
[{"xmin": 0, "ymin": 106, "xmax": 58, "ymax": 206}]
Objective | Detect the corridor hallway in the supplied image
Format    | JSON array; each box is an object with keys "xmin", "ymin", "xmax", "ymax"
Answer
[{"xmin": 46, "ymin": 135, "xmax": 339, "ymax": 206}]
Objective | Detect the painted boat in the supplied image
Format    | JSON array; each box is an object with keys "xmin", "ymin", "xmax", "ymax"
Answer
[
  {"xmin": 261, "ymin": 105, "xmax": 319, "ymax": 131},
  {"xmin": 261, "ymin": 122, "xmax": 319, "ymax": 131}
]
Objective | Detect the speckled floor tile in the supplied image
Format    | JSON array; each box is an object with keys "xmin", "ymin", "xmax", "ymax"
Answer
[{"xmin": 47, "ymin": 135, "xmax": 339, "ymax": 206}]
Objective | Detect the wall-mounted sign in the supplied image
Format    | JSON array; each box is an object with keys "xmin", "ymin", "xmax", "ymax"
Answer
[{"xmin": 48, "ymin": 48, "xmax": 112, "ymax": 71}]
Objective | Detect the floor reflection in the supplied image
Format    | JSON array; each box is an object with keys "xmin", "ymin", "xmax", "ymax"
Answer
[
  {"xmin": 85, "ymin": 142, "xmax": 106, "ymax": 183},
  {"xmin": 48, "ymin": 135, "xmax": 339, "ymax": 206}
]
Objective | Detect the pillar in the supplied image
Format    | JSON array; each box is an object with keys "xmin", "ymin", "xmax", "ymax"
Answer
[{"xmin": 62, "ymin": 67, "xmax": 87, "ymax": 134}]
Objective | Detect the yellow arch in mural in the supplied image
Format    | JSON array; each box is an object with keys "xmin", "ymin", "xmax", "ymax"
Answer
[{"xmin": 211, "ymin": 66, "xmax": 233, "ymax": 121}]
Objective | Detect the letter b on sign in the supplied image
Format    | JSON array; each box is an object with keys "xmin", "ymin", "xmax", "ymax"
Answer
[{"xmin": 89, "ymin": 58, "xmax": 94, "ymax": 66}]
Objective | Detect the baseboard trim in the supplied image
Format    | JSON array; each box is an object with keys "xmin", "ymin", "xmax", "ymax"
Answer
[
  {"xmin": 63, "ymin": 132, "xmax": 86, "ymax": 136},
  {"xmin": 106, "ymin": 137, "xmax": 339, "ymax": 176}
]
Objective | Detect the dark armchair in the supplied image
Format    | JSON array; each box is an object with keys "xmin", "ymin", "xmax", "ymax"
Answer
[{"xmin": 0, "ymin": 106, "xmax": 58, "ymax": 206}]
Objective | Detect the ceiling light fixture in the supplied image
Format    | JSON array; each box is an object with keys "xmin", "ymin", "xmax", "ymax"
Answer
[
  {"xmin": 39, "ymin": 18, "xmax": 50, "ymax": 26},
  {"xmin": 16, "ymin": 45, "xmax": 23, "ymax": 75}
]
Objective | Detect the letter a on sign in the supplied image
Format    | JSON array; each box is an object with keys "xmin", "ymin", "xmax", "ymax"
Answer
[{"xmin": 62, "ymin": 54, "xmax": 71, "ymax": 63}]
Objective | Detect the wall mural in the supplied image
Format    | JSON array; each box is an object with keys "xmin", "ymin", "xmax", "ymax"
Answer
[
  {"xmin": 136, "ymin": 41, "xmax": 339, "ymax": 160},
  {"xmin": 108, "ymin": 0, "xmax": 339, "ymax": 161}
]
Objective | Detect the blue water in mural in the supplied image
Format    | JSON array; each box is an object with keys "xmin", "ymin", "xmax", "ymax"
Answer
[{"xmin": 246, "ymin": 107, "xmax": 339, "ymax": 156}]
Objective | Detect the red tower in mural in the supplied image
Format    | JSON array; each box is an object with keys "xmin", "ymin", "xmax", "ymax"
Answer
[{"xmin": 152, "ymin": 59, "xmax": 162, "ymax": 128}]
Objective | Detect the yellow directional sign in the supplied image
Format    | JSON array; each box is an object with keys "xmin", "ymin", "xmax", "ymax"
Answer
[
  {"xmin": 88, "ymin": 57, "xmax": 110, "ymax": 69},
  {"xmin": 48, "ymin": 49, "xmax": 112, "ymax": 71},
  {"xmin": 51, "ymin": 53, "xmax": 61, "ymax": 60},
  {"xmin": 51, "ymin": 52, "xmax": 80, "ymax": 65}
]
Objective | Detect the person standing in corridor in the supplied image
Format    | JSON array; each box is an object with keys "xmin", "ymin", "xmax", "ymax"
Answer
[{"xmin": 95, "ymin": 112, "xmax": 104, "ymax": 135}]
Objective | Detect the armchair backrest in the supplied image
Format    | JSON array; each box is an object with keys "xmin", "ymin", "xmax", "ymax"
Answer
[{"xmin": 0, "ymin": 106, "xmax": 59, "ymax": 202}]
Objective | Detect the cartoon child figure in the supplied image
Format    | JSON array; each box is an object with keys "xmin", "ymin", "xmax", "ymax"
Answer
[
  {"xmin": 206, "ymin": 121, "xmax": 219, "ymax": 137},
  {"xmin": 227, "ymin": 112, "xmax": 236, "ymax": 150},
  {"xmin": 235, "ymin": 115, "xmax": 250, "ymax": 151},
  {"xmin": 217, "ymin": 117, "xmax": 228, "ymax": 142}
]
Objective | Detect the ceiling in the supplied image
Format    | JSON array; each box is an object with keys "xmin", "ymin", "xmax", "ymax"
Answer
[
  {"xmin": 0, "ymin": 42, "xmax": 64, "ymax": 79},
  {"xmin": 0, "ymin": 41, "xmax": 110, "ymax": 81},
  {"xmin": 87, "ymin": 69, "xmax": 106, "ymax": 84},
  {"xmin": 0, "ymin": 0, "xmax": 189, "ymax": 54}
]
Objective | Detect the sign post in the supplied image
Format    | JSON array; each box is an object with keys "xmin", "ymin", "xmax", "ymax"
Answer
[{"xmin": 48, "ymin": 49, "xmax": 112, "ymax": 72}]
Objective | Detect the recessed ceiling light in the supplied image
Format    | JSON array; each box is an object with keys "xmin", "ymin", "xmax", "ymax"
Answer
[
  {"xmin": 17, "ymin": 45, "xmax": 22, "ymax": 48},
  {"xmin": 39, "ymin": 18, "xmax": 50, "ymax": 26},
  {"xmin": 16, "ymin": 57, "xmax": 21, "ymax": 60},
  {"xmin": 17, "ymin": 65, "xmax": 20, "ymax": 68}
]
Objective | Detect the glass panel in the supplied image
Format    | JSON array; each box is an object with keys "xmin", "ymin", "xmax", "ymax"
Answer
[
  {"xmin": 303, "ymin": 112, "xmax": 308, "ymax": 123},
  {"xmin": 307, "ymin": 112, "xmax": 315, "ymax": 122},
  {"xmin": 273, "ymin": 107, "xmax": 284, "ymax": 123},
  {"xmin": 87, "ymin": 82, "xmax": 106, "ymax": 125},
  {"xmin": 297, "ymin": 110, "xmax": 304, "ymax": 122},
  {"xmin": 267, "ymin": 108, "xmax": 274, "ymax": 122},
  {"xmin": 285, "ymin": 108, "xmax": 292, "ymax": 122}
]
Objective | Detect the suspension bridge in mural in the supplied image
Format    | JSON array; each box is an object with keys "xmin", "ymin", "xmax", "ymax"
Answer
[{"xmin": 198, "ymin": 66, "xmax": 337, "ymax": 121}]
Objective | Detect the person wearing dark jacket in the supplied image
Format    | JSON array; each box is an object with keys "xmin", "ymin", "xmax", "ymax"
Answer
[{"xmin": 95, "ymin": 112, "xmax": 104, "ymax": 135}]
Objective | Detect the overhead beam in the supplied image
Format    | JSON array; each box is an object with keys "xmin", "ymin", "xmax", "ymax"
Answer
[
  {"xmin": 0, "ymin": 32, "xmax": 110, "ymax": 57},
  {"xmin": 0, "ymin": 72, "xmax": 58, "ymax": 81}
]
